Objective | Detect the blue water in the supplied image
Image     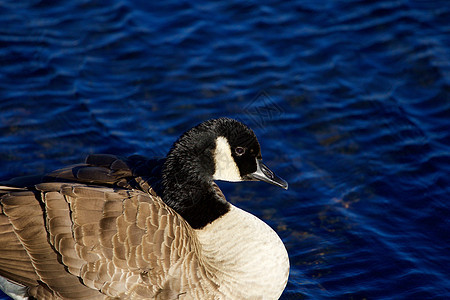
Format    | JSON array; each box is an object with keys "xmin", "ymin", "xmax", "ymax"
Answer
[{"xmin": 0, "ymin": 0, "xmax": 449, "ymax": 299}]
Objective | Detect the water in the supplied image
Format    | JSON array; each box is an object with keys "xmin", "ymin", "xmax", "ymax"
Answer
[{"xmin": 0, "ymin": 0, "xmax": 449, "ymax": 299}]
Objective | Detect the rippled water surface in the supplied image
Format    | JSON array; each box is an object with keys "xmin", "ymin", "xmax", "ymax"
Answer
[{"xmin": 1, "ymin": 0, "xmax": 449, "ymax": 299}]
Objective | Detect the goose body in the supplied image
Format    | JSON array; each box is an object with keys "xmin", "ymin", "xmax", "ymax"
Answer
[{"xmin": 0, "ymin": 118, "xmax": 289, "ymax": 299}]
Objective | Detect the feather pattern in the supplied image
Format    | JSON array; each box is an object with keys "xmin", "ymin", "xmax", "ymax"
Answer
[
  {"xmin": 0, "ymin": 155, "xmax": 232, "ymax": 299},
  {"xmin": 0, "ymin": 118, "xmax": 289, "ymax": 299}
]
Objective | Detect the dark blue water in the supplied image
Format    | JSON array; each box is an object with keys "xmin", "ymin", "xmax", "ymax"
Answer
[{"xmin": 1, "ymin": 0, "xmax": 449, "ymax": 299}]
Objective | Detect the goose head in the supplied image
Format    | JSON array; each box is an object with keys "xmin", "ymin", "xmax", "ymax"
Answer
[
  {"xmin": 162, "ymin": 117, "xmax": 287, "ymax": 228},
  {"xmin": 210, "ymin": 120, "xmax": 288, "ymax": 189}
]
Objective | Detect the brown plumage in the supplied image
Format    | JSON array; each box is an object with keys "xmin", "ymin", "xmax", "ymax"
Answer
[
  {"xmin": 0, "ymin": 118, "xmax": 290, "ymax": 299},
  {"xmin": 0, "ymin": 154, "xmax": 219, "ymax": 299}
]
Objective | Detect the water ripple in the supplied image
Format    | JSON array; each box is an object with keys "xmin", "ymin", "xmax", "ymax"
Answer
[{"xmin": 1, "ymin": 0, "xmax": 449, "ymax": 299}]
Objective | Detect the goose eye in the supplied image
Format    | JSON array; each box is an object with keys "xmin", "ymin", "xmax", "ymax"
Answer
[{"xmin": 235, "ymin": 147, "xmax": 245, "ymax": 156}]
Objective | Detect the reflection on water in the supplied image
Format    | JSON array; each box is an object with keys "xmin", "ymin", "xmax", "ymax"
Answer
[{"xmin": 1, "ymin": 0, "xmax": 449, "ymax": 299}]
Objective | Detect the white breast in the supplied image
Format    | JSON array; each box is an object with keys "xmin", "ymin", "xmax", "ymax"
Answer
[{"xmin": 195, "ymin": 205, "xmax": 289, "ymax": 299}]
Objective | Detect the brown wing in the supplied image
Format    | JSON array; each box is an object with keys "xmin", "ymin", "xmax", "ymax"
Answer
[
  {"xmin": 43, "ymin": 154, "xmax": 165, "ymax": 192},
  {"xmin": 0, "ymin": 187, "xmax": 104, "ymax": 299},
  {"xmin": 0, "ymin": 182, "xmax": 204, "ymax": 299},
  {"xmin": 0, "ymin": 155, "xmax": 212, "ymax": 299},
  {"xmin": 0, "ymin": 209, "xmax": 38, "ymax": 286}
]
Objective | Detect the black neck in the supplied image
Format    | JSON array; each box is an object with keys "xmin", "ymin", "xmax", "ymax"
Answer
[{"xmin": 161, "ymin": 161, "xmax": 230, "ymax": 229}]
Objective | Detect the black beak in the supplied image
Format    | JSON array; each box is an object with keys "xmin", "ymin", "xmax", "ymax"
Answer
[{"xmin": 245, "ymin": 159, "xmax": 288, "ymax": 190}]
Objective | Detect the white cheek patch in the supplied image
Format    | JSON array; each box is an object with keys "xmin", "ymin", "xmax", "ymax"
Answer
[{"xmin": 212, "ymin": 136, "xmax": 242, "ymax": 182}]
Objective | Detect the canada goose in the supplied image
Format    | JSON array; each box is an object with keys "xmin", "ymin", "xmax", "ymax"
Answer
[{"xmin": 0, "ymin": 117, "xmax": 289, "ymax": 299}]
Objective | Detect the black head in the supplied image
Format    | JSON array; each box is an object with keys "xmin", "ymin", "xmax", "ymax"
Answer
[
  {"xmin": 161, "ymin": 118, "xmax": 287, "ymax": 228},
  {"xmin": 164, "ymin": 118, "xmax": 287, "ymax": 191}
]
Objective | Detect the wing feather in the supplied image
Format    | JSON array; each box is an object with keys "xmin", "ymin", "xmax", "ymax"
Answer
[
  {"xmin": 0, "ymin": 154, "xmax": 214, "ymax": 299},
  {"xmin": 1, "ymin": 189, "xmax": 103, "ymax": 299}
]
